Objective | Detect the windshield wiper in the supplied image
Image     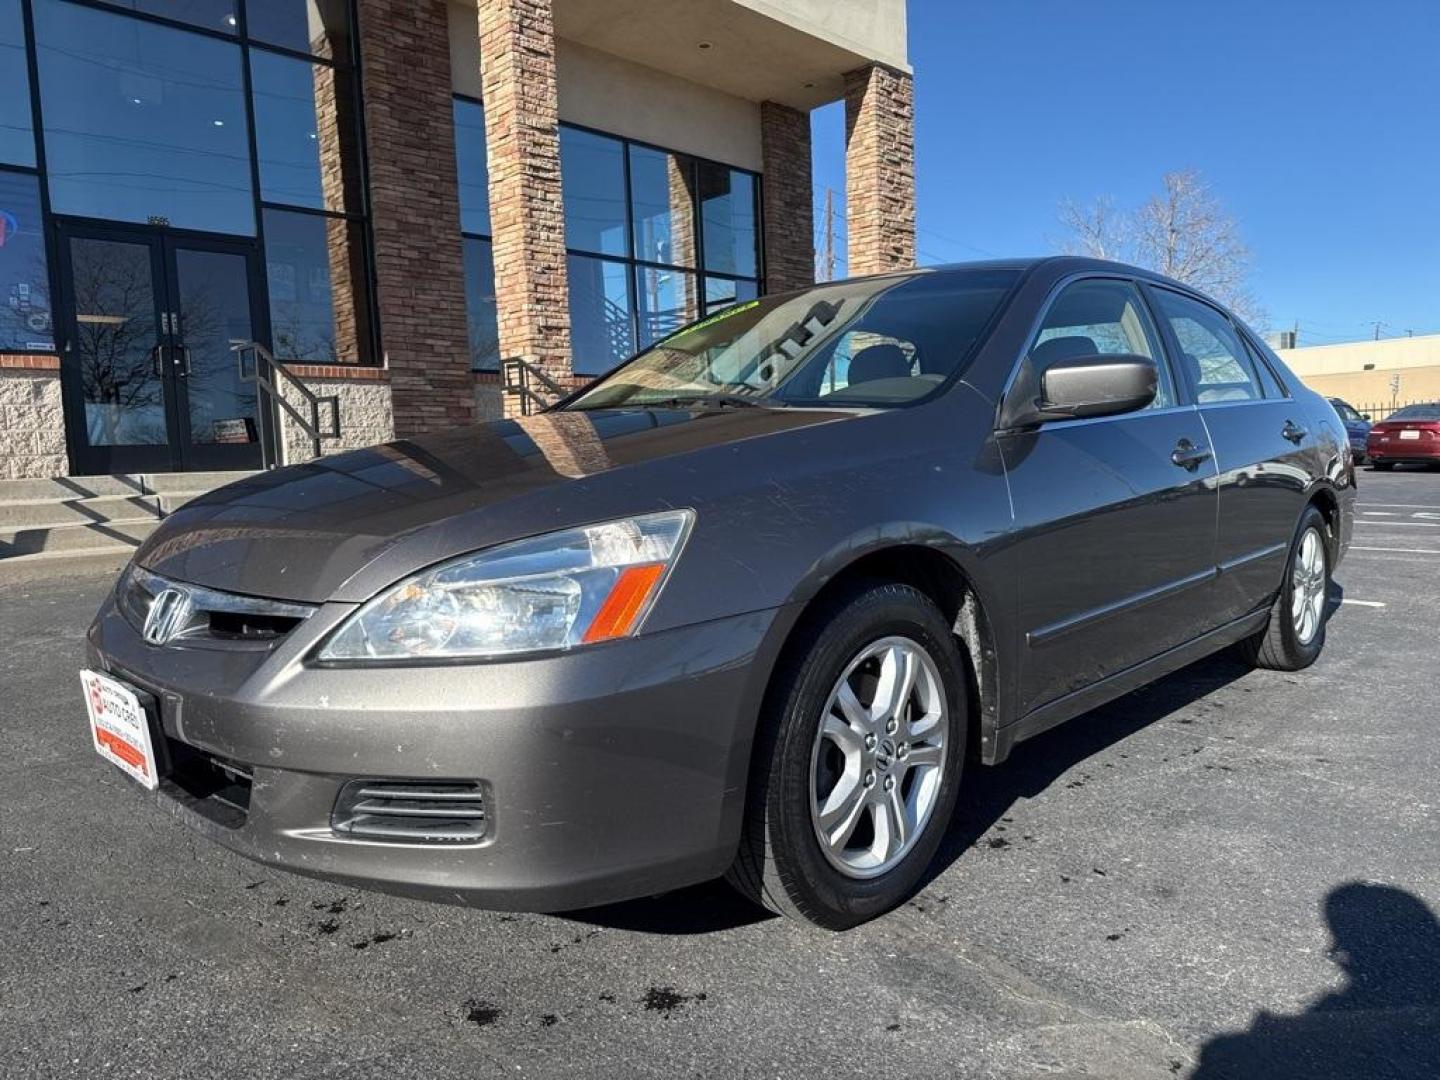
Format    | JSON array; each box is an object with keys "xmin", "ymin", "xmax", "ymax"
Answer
[{"xmin": 640, "ymin": 393, "xmax": 786, "ymax": 410}]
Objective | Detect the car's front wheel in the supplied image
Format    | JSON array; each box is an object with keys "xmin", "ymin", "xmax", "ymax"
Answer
[
  {"xmin": 727, "ymin": 581, "xmax": 966, "ymax": 929},
  {"xmin": 1237, "ymin": 505, "xmax": 1331, "ymax": 671}
]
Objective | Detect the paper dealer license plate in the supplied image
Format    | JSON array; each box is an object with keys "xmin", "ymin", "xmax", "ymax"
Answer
[{"xmin": 81, "ymin": 668, "xmax": 159, "ymax": 790}]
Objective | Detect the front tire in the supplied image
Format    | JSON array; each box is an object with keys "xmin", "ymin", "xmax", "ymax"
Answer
[
  {"xmin": 727, "ymin": 581, "xmax": 967, "ymax": 929},
  {"xmin": 1237, "ymin": 505, "xmax": 1331, "ymax": 671}
]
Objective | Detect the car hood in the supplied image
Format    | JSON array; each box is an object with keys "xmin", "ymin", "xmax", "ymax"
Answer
[{"xmin": 134, "ymin": 406, "xmax": 851, "ymax": 603}]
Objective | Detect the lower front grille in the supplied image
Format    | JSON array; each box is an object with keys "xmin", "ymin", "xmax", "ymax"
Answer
[
  {"xmin": 160, "ymin": 738, "xmax": 252, "ymax": 830},
  {"xmin": 330, "ymin": 779, "xmax": 488, "ymax": 843}
]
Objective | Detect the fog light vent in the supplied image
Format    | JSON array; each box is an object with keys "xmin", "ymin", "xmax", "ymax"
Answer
[{"xmin": 331, "ymin": 779, "xmax": 487, "ymax": 843}]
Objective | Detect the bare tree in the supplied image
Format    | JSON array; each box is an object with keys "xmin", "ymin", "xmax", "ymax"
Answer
[{"xmin": 1057, "ymin": 170, "xmax": 1265, "ymax": 326}]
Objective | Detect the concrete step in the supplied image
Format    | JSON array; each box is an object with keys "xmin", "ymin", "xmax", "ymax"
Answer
[
  {"xmin": 0, "ymin": 546, "xmax": 133, "ymax": 586},
  {"xmin": 0, "ymin": 470, "xmax": 256, "ymax": 504},
  {"xmin": 0, "ymin": 470, "xmax": 255, "ymax": 582},
  {"xmin": 0, "ymin": 494, "xmax": 163, "ymax": 530},
  {"xmin": 0, "ymin": 475, "xmax": 150, "ymax": 503},
  {"xmin": 0, "ymin": 518, "xmax": 161, "ymax": 558}
]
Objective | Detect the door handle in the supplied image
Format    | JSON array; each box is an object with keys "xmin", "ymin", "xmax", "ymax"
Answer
[
  {"xmin": 1171, "ymin": 439, "xmax": 1213, "ymax": 471},
  {"xmin": 1282, "ymin": 420, "xmax": 1308, "ymax": 443},
  {"xmin": 174, "ymin": 344, "xmax": 192, "ymax": 376},
  {"xmin": 150, "ymin": 343, "xmax": 166, "ymax": 377}
]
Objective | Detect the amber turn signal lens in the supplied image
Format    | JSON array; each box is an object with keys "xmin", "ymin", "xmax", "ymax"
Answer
[{"xmin": 583, "ymin": 563, "xmax": 667, "ymax": 643}]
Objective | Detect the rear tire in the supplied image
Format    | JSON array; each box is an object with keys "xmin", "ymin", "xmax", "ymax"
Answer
[
  {"xmin": 1236, "ymin": 506, "xmax": 1331, "ymax": 672},
  {"xmin": 726, "ymin": 581, "xmax": 967, "ymax": 929}
]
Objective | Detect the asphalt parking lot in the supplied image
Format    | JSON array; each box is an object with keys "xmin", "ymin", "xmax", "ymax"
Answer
[{"xmin": 3, "ymin": 467, "xmax": 1438, "ymax": 1080}]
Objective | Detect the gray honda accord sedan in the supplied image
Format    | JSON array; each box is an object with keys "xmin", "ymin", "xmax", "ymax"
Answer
[{"xmin": 83, "ymin": 257, "xmax": 1355, "ymax": 928}]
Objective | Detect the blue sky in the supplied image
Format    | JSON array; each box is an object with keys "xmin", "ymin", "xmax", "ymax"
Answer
[{"xmin": 812, "ymin": 0, "xmax": 1440, "ymax": 344}]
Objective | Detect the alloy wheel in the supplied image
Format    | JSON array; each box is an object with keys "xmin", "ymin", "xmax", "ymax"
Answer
[
  {"xmin": 808, "ymin": 636, "xmax": 949, "ymax": 879},
  {"xmin": 1291, "ymin": 527, "xmax": 1327, "ymax": 645}
]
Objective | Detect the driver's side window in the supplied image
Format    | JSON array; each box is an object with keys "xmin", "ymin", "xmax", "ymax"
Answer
[{"xmin": 1030, "ymin": 279, "xmax": 1175, "ymax": 410}]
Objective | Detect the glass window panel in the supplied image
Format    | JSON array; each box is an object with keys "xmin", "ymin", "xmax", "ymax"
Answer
[
  {"xmin": 1032, "ymin": 279, "xmax": 1175, "ymax": 409},
  {"xmin": 1151, "ymin": 289, "xmax": 1263, "ymax": 403},
  {"xmin": 560, "ymin": 127, "xmax": 627, "ymax": 257},
  {"xmin": 0, "ymin": 0, "xmax": 36, "ymax": 167},
  {"xmin": 34, "ymin": 0, "xmax": 254, "ymax": 234},
  {"xmin": 635, "ymin": 265, "xmax": 697, "ymax": 349},
  {"xmin": 175, "ymin": 247, "xmax": 258, "ymax": 443},
  {"xmin": 251, "ymin": 48, "xmax": 360, "ymax": 213},
  {"xmin": 698, "ymin": 163, "xmax": 757, "ymax": 277},
  {"xmin": 262, "ymin": 207, "xmax": 371, "ymax": 363},
  {"xmin": 70, "ymin": 235, "xmax": 164, "ymax": 445},
  {"xmin": 454, "ymin": 98, "xmax": 490, "ymax": 236},
  {"xmin": 629, "ymin": 145, "xmax": 695, "ymax": 269},
  {"xmin": 0, "ymin": 171, "xmax": 54, "ymax": 350},
  {"xmin": 568, "ymin": 254, "xmax": 633, "ymax": 375},
  {"xmin": 95, "ymin": 0, "xmax": 238, "ymax": 34},
  {"xmin": 703, "ymin": 276, "xmax": 758, "ymax": 314},
  {"xmin": 463, "ymin": 236, "xmax": 499, "ymax": 371},
  {"xmin": 246, "ymin": 0, "xmax": 350, "ymax": 61}
]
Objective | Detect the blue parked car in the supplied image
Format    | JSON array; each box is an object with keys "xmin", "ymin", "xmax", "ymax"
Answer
[{"xmin": 1329, "ymin": 398, "xmax": 1372, "ymax": 462}]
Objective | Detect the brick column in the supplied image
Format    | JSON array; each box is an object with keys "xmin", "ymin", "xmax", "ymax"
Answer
[
  {"xmin": 843, "ymin": 64, "xmax": 916, "ymax": 276},
  {"xmin": 478, "ymin": 0, "xmax": 573, "ymax": 419},
  {"xmin": 355, "ymin": 0, "xmax": 472, "ymax": 434},
  {"xmin": 759, "ymin": 101, "xmax": 814, "ymax": 293}
]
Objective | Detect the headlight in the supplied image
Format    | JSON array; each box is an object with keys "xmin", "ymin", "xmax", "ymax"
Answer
[{"xmin": 318, "ymin": 510, "xmax": 694, "ymax": 661}]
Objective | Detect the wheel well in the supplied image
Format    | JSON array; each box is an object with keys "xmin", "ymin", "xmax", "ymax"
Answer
[
  {"xmin": 790, "ymin": 546, "xmax": 1001, "ymax": 763},
  {"xmin": 1308, "ymin": 486, "xmax": 1340, "ymax": 557}
]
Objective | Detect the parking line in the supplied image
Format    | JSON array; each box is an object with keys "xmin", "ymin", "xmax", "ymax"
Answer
[
  {"xmin": 1340, "ymin": 598, "xmax": 1387, "ymax": 607},
  {"xmin": 1360, "ymin": 511, "xmax": 1399, "ymax": 516},
  {"xmin": 1350, "ymin": 545, "xmax": 1440, "ymax": 555}
]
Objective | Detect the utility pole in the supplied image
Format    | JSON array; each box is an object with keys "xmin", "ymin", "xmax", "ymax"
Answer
[
  {"xmin": 820, "ymin": 187, "xmax": 836, "ymax": 283},
  {"xmin": 1373, "ymin": 321, "xmax": 1383, "ymax": 341}
]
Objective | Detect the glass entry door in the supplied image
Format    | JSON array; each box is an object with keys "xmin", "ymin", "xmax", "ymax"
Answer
[{"xmin": 57, "ymin": 222, "xmax": 268, "ymax": 474}]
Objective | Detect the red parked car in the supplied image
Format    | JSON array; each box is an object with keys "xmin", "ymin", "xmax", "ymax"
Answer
[{"xmin": 1367, "ymin": 403, "xmax": 1440, "ymax": 469}]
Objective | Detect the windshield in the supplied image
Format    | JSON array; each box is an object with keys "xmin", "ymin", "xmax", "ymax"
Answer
[
  {"xmin": 1330, "ymin": 400, "xmax": 1362, "ymax": 422},
  {"xmin": 564, "ymin": 267, "xmax": 1021, "ymax": 411},
  {"xmin": 1388, "ymin": 404, "xmax": 1440, "ymax": 421}
]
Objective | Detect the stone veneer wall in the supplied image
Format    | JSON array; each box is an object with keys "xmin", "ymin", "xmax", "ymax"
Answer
[
  {"xmin": 0, "ymin": 356, "xmax": 67, "ymax": 479},
  {"xmin": 278, "ymin": 366, "xmax": 394, "ymax": 465},
  {"xmin": 355, "ymin": 0, "xmax": 472, "ymax": 435},
  {"xmin": 478, "ymin": 0, "xmax": 574, "ymax": 419},
  {"xmin": 760, "ymin": 101, "xmax": 816, "ymax": 293},
  {"xmin": 843, "ymin": 64, "xmax": 916, "ymax": 276}
]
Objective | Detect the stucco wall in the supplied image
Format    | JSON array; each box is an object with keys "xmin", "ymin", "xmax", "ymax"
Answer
[
  {"xmin": 0, "ymin": 361, "xmax": 67, "ymax": 480},
  {"xmin": 554, "ymin": 38, "xmax": 762, "ymax": 171}
]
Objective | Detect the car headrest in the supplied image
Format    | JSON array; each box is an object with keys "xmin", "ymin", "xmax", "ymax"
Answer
[
  {"xmin": 848, "ymin": 343, "xmax": 912, "ymax": 384},
  {"xmin": 1030, "ymin": 335, "xmax": 1099, "ymax": 368}
]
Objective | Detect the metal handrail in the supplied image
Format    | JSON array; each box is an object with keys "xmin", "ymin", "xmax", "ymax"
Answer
[
  {"xmin": 502, "ymin": 356, "xmax": 568, "ymax": 416},
  {"xmin": 233, "ymin": 340, "xmax": 341, "ymax": 468}
]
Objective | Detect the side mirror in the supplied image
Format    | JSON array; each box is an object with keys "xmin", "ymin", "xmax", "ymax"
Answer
[{"xmin": 1033, "ymin": 353, "xmax": 1157, "ymax": 422}]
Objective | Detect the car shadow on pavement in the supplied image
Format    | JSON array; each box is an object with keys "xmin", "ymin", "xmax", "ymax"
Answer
[
  {"xmin": 927, "ymin": 647, "xmax": 1258, "ymax": 886},
  {"xmin": 562, "ymin": 878, "xmax": 776, "ymax": 935},
  {"xmin": 1189, "ymin": 882, "xmax": 1440, "ymax": 1079}
]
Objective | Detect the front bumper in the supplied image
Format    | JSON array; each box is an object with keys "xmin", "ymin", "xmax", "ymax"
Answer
[{"xmin": 87, "ymin": 589, "xmax": 786, "ymax": 912}]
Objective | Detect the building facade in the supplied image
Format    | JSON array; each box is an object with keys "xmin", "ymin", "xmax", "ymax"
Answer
[
  {"xmin": 1277, "ymin": 334, "xmax": 1440, "ymax": 411},
  {"xmin": 0, "ymin": 0, "xmax": 914, "ymax": 479}
]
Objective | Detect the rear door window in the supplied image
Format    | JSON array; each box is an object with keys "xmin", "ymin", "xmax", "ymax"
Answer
[{"xmin": 1151, "ymin": 289, "xmax": 1264, "ymax": 403}]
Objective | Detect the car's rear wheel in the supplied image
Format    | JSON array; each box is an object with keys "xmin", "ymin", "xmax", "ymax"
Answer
[
  {"xmin": 727, "ymin": 581, "xmax": 966, "ymax": 929},
  {"xmin": 1237, "ymin": 505, "xmax": 1331, "ymax": 671}
]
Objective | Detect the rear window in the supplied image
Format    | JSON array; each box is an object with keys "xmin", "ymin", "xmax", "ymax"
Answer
[
  {"xmin": 1387, "ymin": 404, "xmax": 1440, "ymax": 421},
  {"xmin": 565, "ymin": 267, "xmax": 1021, "ymax": 411}
]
